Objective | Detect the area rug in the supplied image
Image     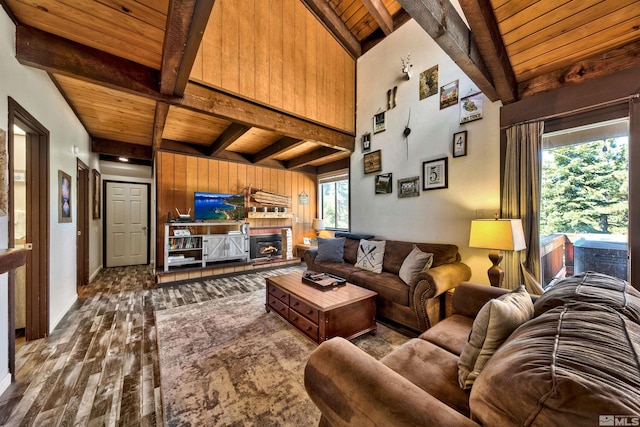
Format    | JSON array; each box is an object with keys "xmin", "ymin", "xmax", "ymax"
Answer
[{"xmin": 156, "ymin": 289, "xmax": 410, "ymax": 426}]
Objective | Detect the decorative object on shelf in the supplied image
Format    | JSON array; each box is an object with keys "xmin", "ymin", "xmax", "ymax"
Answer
[
  {"xmin": 397, "ymin": 176, "xmax": 420, "ymax": 198},
  {"xmin": 92, "ymin": 169, "xmax": 101, "ymax": 219},
  {"xmin": 364, "ymin": 150, "xmax": 382, "ymax": 174},
  {"xmin": 373, "ymin": 111, "xmax": 386, "ymax": 133},
  {"xmin": 453, "ymin": 130, "xmax": 468, "ymax": 157},
  {"xmin": 375, "ymin": 173, "xmax": 392, "ymax": 194},
  {"xmin": 361, "ymin": 133, "xmax": 371, "ymax": 151},
  {"xmin": 460, "ymin": 91, "xmax": 483, "ymax": 123},
  {"xmin": 419, "ymin": 65, "xmax": 438, "ymax": 100},
  {"xmin": 312, "ymin": 218, "xmax": 325, "ymax": 236},
  {"xmin": 469, "ymin": 218, "xmax": 527, "ymax": 287},
  {"xmin": 298, "ymin": 191, "xmax": 309, "ymax": 205},
  {"xmin": 440, "ymin": 80, "xmax": 459, "ymax": 109},
  {"xmin": 401, "ymin": 54, "xmax": 412, "ymax": 80},
  {"xmin": 422, "ymin": 157, "xmax": 448, "ymax": 191},
  {"xmin": 249, "ymin": 188, "xmax": 291, "ymax": 208},
  {"xmin": 58, "ymin": 169, "xmax": 72, "ymax": 223}
]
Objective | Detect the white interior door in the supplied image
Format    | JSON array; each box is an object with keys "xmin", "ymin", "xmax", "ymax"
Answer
[{"xmin": 105, "ymin": 182, "xmax": 149, "ymax": 267}]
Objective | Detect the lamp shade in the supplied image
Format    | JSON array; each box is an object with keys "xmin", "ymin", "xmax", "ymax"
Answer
[
  {"xmin": 312, "ymin": 218, "xmax": 325, "ymax": 231},
  {"xmin": 469, "ymin": 219, "xmax": 526, "ymax": 251}
]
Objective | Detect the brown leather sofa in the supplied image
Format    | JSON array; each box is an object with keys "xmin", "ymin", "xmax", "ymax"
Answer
[
  {"xmin": 304, "ymin": 273, "xmax": 640, "ymax": 426},
  {"xmin": 303, "ymin": 234, "xmax": 471, "ymax": 332}
]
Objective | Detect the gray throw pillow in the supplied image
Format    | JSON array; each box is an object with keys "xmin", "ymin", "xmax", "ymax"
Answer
[
  {"xmin": 315, "ymin": 237, "xmax": 346, "ymax": 263},
  {"xmin": 398, "ymin": 245, "xmax": 434, "ymax": 285},
  {"xmin": 458, "ymin": 285, "xmax": 534, "ymax": 390}
]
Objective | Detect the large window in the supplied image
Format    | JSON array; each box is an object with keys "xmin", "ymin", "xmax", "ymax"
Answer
[
  {"xmin": 319, "ymin": 169, "xmax": 349, "ymax": 230},
  {"xmin": 540, "ymin": 118, "xmax": 629, "ymax": 285}
]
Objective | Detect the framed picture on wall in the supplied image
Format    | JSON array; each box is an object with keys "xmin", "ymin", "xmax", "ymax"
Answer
[
  {"xmin": 364, "ymin": 150, "xmax": 382, "ymax": 174},
  {"xmin": 440, "ymin": 80, "xmax": 459, "ymax": 109},
  {"xmin": 422, "ymin": 157, "xmax": 448, "ymax": 191},
  {"xmin": 58, "ymin": 170, "xmax": 72, "ymax": 223},
  {"xmin": 92, "ymin": 169, "xmax": 101, "ymax": 219},
  {"xmin": 373, "ymin": 112, "xmax": 386, "ymax": 133},
  {"xmin": 452, "ymin": 131, "xmax": 467, "ymax": 157},
  {"xmin": 397, "ymin": 176, "xmax": 420, "ymax": 198},
  {"xmin": 375, "ymin": 173, "xmax": 392, "ymax": 194},
  {"xmin": 460, "ymin": 92, "xmax": 483, "ymax": 123}
]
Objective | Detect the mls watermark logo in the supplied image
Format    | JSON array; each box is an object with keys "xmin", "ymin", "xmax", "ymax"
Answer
[{"xmin": 600, "ymin": 415, "xmax": 640, "ymax": 426}]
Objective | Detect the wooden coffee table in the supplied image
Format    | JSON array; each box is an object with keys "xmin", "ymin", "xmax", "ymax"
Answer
[{"xmin": 265, "ymin": 272, "xmax": 377, "ymax": 344}]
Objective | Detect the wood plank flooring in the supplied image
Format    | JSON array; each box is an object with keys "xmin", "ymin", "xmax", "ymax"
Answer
[{"xmin": 0, "ymin": 264, "xmax": 304, "ymax": 426}]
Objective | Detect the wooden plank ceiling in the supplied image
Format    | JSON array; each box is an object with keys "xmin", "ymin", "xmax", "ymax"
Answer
[{"xmin": 3, "ymin": 0, "xmax": 640, "ymax": 166}]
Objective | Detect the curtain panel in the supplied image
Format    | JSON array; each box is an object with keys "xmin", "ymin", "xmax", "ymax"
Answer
[{"xmin": 501, "ymin": 122, "xmax": 545, "ymax": 295}]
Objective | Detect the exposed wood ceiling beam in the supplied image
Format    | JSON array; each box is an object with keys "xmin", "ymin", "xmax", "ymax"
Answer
[
  {"xmin": 300, "ymin": 0, "xmax": 362, "ymax": 58},
  {"xmin": 361, "ymin": 0, "xmax": 393, "ymax": 35},
  {"xmin": 397, "ymin": 0, "xmax": 499, "ymax": 102},
  {"xmin": 207, "ymin": 123, "xmax": 251, "ymax": 156},
  {"xmin": 518, "ymin": 40, "xmax": 640, "ymax": 100},
  {"xmin": 91, "ymin": 138, "xmax": 152, "ymax": 160},
  {"xmin": 285, "ymin": 147, "xmax": 341, "ymax": 169},
  {"xmin": 153, "ymin": 102, "xmax": 170, "ymax": 152},
  {"xmin": 362, "ymin": 10, "xmax": 411, "ymax": 54},
  {"xmin": 15, "ymin": 25, "xmax": 168, "ymax": 101},
  {"xmin": 182, "ymin": 83, "xmax": 355, "ymax": 152},
  {"xmin": 160, "ymin": 0, "xmax": 216, "ymax": 96},
  {"xmin": 252, "ymin": 137, "xmax": 305, "ymax": 163},
  {"xmin": 458, "ymin": 0, "xmax": 517, "ymax": 103}
]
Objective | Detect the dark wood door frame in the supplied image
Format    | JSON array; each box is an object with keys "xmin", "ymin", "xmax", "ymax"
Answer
[
  {"xmin": 8, "ymin": 98, "xmax": 50, "ymax": 379},
  {"xmin": 76, "ymin": 160, "xmax": 89, "ymax": 288}
]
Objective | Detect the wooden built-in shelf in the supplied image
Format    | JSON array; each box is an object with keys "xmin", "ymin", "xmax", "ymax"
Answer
[{"xmin": 247, "ymin": 212, "xmax": 295, "ymax": 219}]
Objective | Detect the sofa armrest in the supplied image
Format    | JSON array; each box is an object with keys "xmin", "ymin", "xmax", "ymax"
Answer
[
  {"xmin": 410, "ymin": 261, "xmax": 472, "ymax": 305},
  {"xmin": 304, "ymin": 337, "xmax": 478, "ymax": 427},
  {"xmin": 303, "ymin": 247, "xmax": 318, "ymax": 270}
]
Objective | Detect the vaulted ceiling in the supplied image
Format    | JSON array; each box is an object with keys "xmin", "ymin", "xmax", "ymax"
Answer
[{"xmin": 2, "ymin": 0, "xmax": 639, "ymax": 168}]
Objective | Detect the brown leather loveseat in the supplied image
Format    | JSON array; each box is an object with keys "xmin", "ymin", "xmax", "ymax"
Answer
[
  {"xmin": 303, "ymin": 233, "xmax": 471, "ymax": 332},
  {"xmin": 304, "ymin": 272, "xmax": 640, "ymax": 426}
]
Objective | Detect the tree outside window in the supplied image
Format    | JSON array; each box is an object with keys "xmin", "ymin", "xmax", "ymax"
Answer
[{"xmin": 320, "ymin": 179, "xmax": 349, "ymax": 230}]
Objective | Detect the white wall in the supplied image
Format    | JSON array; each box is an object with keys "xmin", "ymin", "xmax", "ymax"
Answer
[
  {"xmin": 353, "ymin": 19, "xmax": 502, "ymax": 285},
  {"xmin": 0, "ymin": 9, "xmax": 99, "ymax": 393}
]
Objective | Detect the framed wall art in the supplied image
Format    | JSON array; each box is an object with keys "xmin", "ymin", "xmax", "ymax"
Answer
[
  {"xmin": 92, "ymin": 169, "xmax": 101, "ymax": 219},
  {"xmin": 58, "ymin": 170, "xmax": 72, "ymax": 223},
  {"xmin": 452, "ymin": 131, "xmax": 467, "ymax": 157},
  {"xmin": 375, "ymin": 173, "xmax": 392, "ymax": 194},
  {"xmin": 460, "ymin": 91, "xmax": 483, "ymax": 123},
  {"xmin": 440, "ymin": 80, "xmax": 459, "ymax": 109},
  {"xmin": 419, "ymin": 65, "xmax": 438, "ymax": 100},
  {"xmin": 364, "ymin": 150, "xmax": 382, "ymax": 174},
  {"xmin": 362, "ymin": 133, "xmax": 371, "ymax": 151},
  {"xmin": 373, "ymin": 112, "xmax": 386, "ymax": 133},
  {"xmin": 397, "ymin": 176, "xmax": 420, "ymax": 198},
  {"xmin": 422, "ymin": 157, "xmax": 448, "ymax": 191}
]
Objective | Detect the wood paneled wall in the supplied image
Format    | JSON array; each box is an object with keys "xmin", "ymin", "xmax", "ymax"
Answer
[
  {"xmin": 156, "ymin": 151, "xmax": 317, "ymax": 267},
  {"xmin": 190, "ymin": 0, "xmax": 356, "ymax": 134}
]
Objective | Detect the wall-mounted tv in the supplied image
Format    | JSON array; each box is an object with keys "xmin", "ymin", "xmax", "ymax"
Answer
[{"xmin": 194, "ymin": 192, "xmax": 245, "ymax": 221}]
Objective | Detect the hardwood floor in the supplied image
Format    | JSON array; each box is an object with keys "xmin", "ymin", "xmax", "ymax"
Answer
[{"xmin": 0, "ymin": 264, "xmax": 304, "ymax": 426}]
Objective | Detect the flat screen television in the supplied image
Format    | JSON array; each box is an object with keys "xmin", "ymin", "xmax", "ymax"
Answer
[{"xmin": 193, "ymin": 192, "xmax": 245, "ymax": 221}]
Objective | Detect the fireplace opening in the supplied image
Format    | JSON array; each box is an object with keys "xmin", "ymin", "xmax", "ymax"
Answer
[{"xmin": 250, "ymin": 234, "xmax": 283, "ymax": 259}]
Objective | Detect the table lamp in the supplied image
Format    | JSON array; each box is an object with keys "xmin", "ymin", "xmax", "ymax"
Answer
[
  {"xmin": 469, "ymin": 219, "xmax": 526, "ymax": 287},
  {"xmin": 312, "ymin": 218, "xmax": 325, "ymax": 236}
]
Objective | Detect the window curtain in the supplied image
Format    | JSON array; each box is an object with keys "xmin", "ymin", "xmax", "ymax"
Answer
[{"xmin": 501, "ymin": 121, "xmax": 545, "ymax": 295}]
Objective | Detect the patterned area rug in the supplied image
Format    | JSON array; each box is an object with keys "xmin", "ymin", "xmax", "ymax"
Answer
[{"xmin": 156, "ymin": 288, "xmax": 410, "ymax": 426}]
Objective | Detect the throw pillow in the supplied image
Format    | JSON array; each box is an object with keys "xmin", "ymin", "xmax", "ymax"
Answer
[
  {"xmin": 458, "ymin": 285, "xmax": 534, "ymax": 390},
  {"xmin": 314, "ymin": 237, "xmax": 346, "ymax": 263},
  {"xmin": 355, "ymin": 239, "xmax": 386, "ymax": 273},
  {"xmin": 398, "ymin": 245, "xmax": 434, "ymax": 285}
]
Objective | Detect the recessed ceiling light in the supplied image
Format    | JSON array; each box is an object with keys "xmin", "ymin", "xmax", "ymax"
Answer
[{"xmin": 119, "ymin": 157, "xmax": 129, "ymax": 162}]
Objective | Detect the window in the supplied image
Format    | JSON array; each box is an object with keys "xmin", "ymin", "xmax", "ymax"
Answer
[
  {"xmin": 318, "ymin": 169, "xmax": 349, "ymax": 230},
  {"xmin": 540, "ymin": 118, "xmax": 629, "ymax": 285}
]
